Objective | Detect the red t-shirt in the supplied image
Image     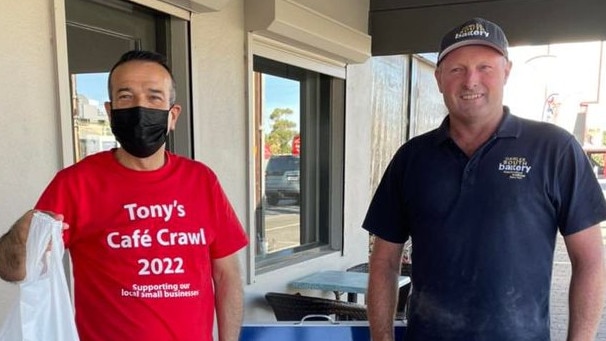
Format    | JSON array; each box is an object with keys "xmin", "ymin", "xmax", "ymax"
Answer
[{"xmin": 35, "ymin": 150, "xmax": 248, "ymax": 341}]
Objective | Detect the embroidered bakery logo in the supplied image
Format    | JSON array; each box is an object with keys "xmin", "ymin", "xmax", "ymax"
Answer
[
  {"xmin": 498, "ymin": 156, "xmax": 532, "ymax": 179},
  {"xmin": 455, "ymin": 22, "xmax": 490, "ymax": 41}
]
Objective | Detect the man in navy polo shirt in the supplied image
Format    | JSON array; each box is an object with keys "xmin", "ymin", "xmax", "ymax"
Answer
[{"xmin": 363, "ymin": 17, "xmax": 606, "ymax": 341}]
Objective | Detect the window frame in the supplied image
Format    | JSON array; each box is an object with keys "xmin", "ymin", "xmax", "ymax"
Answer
[
  {"xmin": 247, "ymin": 34, "xmax": 346, "ymax": 280},
  {"xmin": 54, "ymin": 0, "xmax": 192, "ymax": 167}
]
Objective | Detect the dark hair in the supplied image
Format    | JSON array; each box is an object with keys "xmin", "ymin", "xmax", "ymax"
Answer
[{"xmin": 107, "ymin": 50, "xmax": 177, "ymax": 104}]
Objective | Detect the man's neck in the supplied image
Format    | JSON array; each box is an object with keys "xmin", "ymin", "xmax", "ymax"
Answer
[
  {"xmin": 113, "ymin": 148, "xmax": 166, "ymax": 171},
  {"xmin": 449, "ymin": 108, "xmax": 504, "ymax": 157}
]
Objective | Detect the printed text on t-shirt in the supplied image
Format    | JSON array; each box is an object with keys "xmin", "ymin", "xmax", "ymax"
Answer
[
  {"xmin": 121, "ymin": 282, "xmax": 200, "ymax": 299},
  {"xmin": 105, "ymin": 201, "xmax": 208, "ymax": 278},
  {"xmin": 124, "ymin": 200, "xmax": 185, "ymax": 222}
]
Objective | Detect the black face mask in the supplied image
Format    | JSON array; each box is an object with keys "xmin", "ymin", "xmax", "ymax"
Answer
[{"xmin": 110, "ymin": 106, "xmax": 170, "ymax": 158}]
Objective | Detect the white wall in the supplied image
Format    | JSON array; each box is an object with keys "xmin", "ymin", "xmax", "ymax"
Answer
[
  {"xmin": 297, "ymin": 0, "xmax": 369, "ymax": 33},
  {"xmin": 0, "ymin": 0, "xmax": 65, "ymax": 321},
  {"xmin": 343, "ymin": 60, "xmax": 374, "ymax": 266},
  {"xmin": 190, "ymin": 1, "xmax": 248, "ymax": 227}
]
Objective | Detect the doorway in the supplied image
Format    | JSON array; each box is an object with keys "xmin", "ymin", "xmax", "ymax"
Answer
[{"xmin": 65, "ymin": 0, "xmax": 191, "ymax": 162}]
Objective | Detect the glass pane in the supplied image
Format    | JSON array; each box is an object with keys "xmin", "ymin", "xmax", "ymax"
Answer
[
  {"xmin": 258, "ymin": 74, "xmax": 301, "ymax": 256},
  {"xmin": 71, "ymin": 73, "xmax": 117, "ymax": 162}
]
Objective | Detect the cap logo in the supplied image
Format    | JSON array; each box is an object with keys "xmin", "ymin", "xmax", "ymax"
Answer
[
  {"xmin": 455, "ymin": 23, "xmax": 490, "ymax": 40},
  {"xmin": 437, "ymin": 18, "xmax": 508, "ymax": 64}
]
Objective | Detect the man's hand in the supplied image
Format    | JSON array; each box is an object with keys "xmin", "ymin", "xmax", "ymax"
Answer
[{"xmin": 0, "ymin": 210, "xmax": 68, "ymax": 282}]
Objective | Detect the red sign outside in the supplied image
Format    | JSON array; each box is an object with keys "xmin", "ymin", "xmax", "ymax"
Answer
[
  {"xmin": 292, "ymin": 135, "xmax": 301, "ymax": 156},
  {"xmin": 264, "ymin": 144, "xmax": 271, "ymax": 159}
]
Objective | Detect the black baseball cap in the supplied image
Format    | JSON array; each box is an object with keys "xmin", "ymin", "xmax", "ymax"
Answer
[{"xmin": 437, "ymin": 17, "xmax": 509, "ymax": 65}]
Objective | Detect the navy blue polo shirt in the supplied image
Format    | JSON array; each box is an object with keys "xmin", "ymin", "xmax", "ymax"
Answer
[{"xmin": 363, "ymin": 107, "xmax": 606, "ymax": 341}]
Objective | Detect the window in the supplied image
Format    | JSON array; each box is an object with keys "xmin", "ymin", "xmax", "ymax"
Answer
[
  {"xmin": 71, "ymin": 73, "xmax": 114, "ymax": 161},
  {"xmin": 252, "ymin": 55, "xmax": 345, "ymax": 273}
]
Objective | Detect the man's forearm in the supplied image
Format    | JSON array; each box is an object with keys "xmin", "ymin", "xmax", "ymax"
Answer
[
  {"xmin": 213, "ymin": 254, "xmax": 244, "ymax": 341},
  {"xmin": 565, "ymin": 225, "xmax": 606, "ymax": 341},
  {"xmin": 367, "ymin": 238, "xmax": 404, "ymax": 341},
  {"xmin": 367, "ymin": 269, "xmax": 399, "ymax": 341},
  {"xmin": 215, "ymin": 276, "xmax": 243, "ymax": 341},
  {"xmin": 567, "ymin": 262, "xmax": 606, "ymax": 341},
  {"xmin": 0, "ymin": 215, "xmax": 29, "ymax": 282}
]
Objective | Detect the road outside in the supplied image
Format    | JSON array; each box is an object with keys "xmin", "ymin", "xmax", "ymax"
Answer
[{"xmin": 263, "ymin": 199, "xmax": 301, "ymax": 253}]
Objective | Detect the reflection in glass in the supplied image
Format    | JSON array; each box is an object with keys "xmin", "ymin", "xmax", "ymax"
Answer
[
  {"xmin": 71, "ymin": 73, "xmax": 116, "ymax": 162},
  {"xmin": 253, "ymin": 55, "xmax": 345, "ymax": 271},
  {"xmin": 256, "ymin": 74, "xmax": 301, "ymax": 256}
]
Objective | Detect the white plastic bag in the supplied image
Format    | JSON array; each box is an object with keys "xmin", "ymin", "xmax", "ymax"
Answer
[{"xmin": 0, "ymin": 212, "xmax": 79, "ymax": 341}]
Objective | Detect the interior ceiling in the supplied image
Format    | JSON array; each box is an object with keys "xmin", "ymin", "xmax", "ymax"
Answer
[{"xmin": 369, "ymin": 0, "xmax": 606, "ymax": 56}]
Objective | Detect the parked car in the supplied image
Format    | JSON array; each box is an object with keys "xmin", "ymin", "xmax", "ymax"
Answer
[{"xmin": 265, "ymin": 155, "xmax": 300, "ymax": 205}]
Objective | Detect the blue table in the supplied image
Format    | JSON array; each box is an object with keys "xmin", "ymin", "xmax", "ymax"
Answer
[{"xmin": 288, "ymin": 270, "xmax": 410, "ymax": 302}]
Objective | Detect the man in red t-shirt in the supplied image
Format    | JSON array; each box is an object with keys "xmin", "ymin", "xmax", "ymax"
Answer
[{"xmin": 0, "ymin": 50, "xmax": 248, "ymax": 341}]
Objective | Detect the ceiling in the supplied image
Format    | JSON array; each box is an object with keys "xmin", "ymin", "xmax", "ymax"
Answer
[{"xmin": 369, "ymin": 0, "xmax": 606, "ymax": 56}]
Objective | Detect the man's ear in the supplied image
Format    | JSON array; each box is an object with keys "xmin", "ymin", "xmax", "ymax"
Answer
[
  {"xmin": 104, "ymin": 102, "xmax": 112, "ymax": 120},
  {"xmin": 168, "ymin": 104, "xmax": 182, "ymax": 131},
  {"xmin": 503, "ymin": 60, "xmax": 513, "ymax": 85},
  {"xmin": 434, "ymin": 67, "xmax": 445, "ymax": 94}
]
